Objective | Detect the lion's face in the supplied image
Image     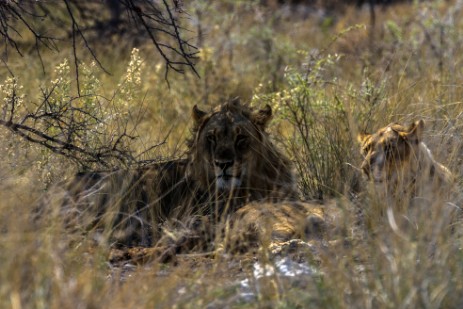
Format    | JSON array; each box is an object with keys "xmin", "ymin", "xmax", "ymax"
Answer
[
  {"xmin": 358, "ymin": 120, "xmax": 424, "ymax": 184},
  {"xmin": 191, "ymin": 99, "xmax": 272, "ymax": 192}
]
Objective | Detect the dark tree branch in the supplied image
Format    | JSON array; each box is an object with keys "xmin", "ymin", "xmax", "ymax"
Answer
[
  {"xmin": 0, "ymin": 1, "xmax": 196, "ymax": 169},
  {"xmin": 162, "ymin": 0, "xmax": 198, "ymax": 76},
  {"xmin": 0, "ymin": 83, "xmax": 164, "ymax": 170},
  {"xmin": 0, "ymin": 0, "xmax": 198, "ymax": 90},
  {"xmin": 63, "ymin": 0, "xmax": 81, "ymax": 96}
]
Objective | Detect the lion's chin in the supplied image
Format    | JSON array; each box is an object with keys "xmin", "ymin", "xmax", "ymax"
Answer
[
  {"xmin": 216, "ymin": 176, "xmax": 241, "ymax": 191},
  {"xmin": 372, "ymin": 173, "xmax": 386, "ymax": 185}
]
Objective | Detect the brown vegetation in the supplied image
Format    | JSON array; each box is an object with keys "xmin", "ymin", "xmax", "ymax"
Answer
[{"xmin": 1, "ymin": 1, "xmax": 463, "ymax": 308}]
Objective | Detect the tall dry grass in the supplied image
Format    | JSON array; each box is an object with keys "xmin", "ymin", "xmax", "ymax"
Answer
[{"xmin": 1, "ymin": 0, "xmax": 463, "ymax": 308}]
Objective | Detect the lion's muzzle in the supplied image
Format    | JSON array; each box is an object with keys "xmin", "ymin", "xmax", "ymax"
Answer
[{"xmin": 214, "ymin": 159, "xmax": 242, "ymax": 190}]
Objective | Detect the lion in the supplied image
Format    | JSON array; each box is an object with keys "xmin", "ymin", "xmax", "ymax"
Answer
[
  {"xmin": 59, "ymin": 159, "xmax": 188, "ymax": 247},
  {"xmin": 109, "ymin": 200, "xmax": 330, "ymax": 264},
  {"xmin": 225, "ymin": 200, "xmax": 328, "ymax": 252},
  {"xmin": 58, "ymin": 98, "xmax": 309, "ymax": 249},
  {"xmin": 357, "ymin": 120, "xmax": 454, "ymax": 208},
  {"xmin": 187, "ymin": 97, "xmax": 299, "ymax": 205}
]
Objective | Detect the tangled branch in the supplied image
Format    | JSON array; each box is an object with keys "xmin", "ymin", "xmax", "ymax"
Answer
[
  {"xmin": 0, "ymin": 0, "xmax": 198, "ymax": 85},
  {"xmin": 0, "ymin": 80, "xmax": 165, "ymax": 170}
]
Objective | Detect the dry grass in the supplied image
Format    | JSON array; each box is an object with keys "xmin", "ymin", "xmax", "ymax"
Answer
[{"xmin": 2, "ymin": 1, "xmax": 463, "ymax": 308}]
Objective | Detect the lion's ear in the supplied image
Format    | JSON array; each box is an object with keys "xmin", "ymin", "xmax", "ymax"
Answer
[
  {"xmin": 252, "ymin": 104, "xmax": 272, "ymax": 127},
  {"xmin": 405, "ymin": 119, "xmax": 424, "ymax": 143},
  {"xmin": 357, "ymin": 133, "xmax": 370, "ymax": 144},
  {"xmin": 192, "ymin": 105, "xmax": 208, "ymax": 126}
]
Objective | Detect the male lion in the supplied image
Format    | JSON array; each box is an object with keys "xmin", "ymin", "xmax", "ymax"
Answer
[
  {"xmin": 357, "ymin": 120, "xmax": 453, "ymax": 208},
  {"xmin": 187, "ymin": 98, "xmax": 298, "ymax": 204},
  {"xmin": 59, "ymin": 99, "xmax": 306, "ymax": 248}
]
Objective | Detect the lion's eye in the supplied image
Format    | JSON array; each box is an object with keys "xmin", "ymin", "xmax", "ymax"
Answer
[
  {"xmin": 206, "ymin": 134, "xmax": 216, "ymax": 145},
  {"xmin": 235, "ymin": 134, "xmax": 248, "ymax": 147}
]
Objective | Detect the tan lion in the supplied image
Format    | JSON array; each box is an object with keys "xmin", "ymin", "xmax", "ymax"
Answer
[
  {"xmin": 59, "ymin": 99, "xmax": 312, "ymax": 248},
  {"xmin": 357, "ymin": 120, "xmax": 453, "ymax": 208},
  {"xmin": 225, "ymin": 200, "xmax": 328, "ymax": 252}
]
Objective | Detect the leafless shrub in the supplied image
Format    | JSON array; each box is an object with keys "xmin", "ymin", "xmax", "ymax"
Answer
[{"xmin": 0, "ymin": 0, "xmax": 198, "ymax": 89}]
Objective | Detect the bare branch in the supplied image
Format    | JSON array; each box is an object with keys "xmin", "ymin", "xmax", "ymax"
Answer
[
  {"xmin": 0, "ymin": 0, "xmax": 198, "ymax": 88},
  {"xmin": 0, "ymin": 1, "xmax": 196, "ymax": 169},
  {"xmin": 0, "ymin": 83, "xmax": 164, "ymax": 170}
]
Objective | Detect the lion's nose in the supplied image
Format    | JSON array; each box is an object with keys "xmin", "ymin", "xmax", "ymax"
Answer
[{"xmin": 215, "ymin": 160, "xmax": 234, "ymax": 172}]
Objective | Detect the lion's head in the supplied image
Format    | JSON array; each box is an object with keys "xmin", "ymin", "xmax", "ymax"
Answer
[
  {"xmin": 186, "ymin": 98, "xmax": 297, "ymax": 201},
  {"xmin": 357, "ymin": 120, "xmax": 424, "ymax": 184}
]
